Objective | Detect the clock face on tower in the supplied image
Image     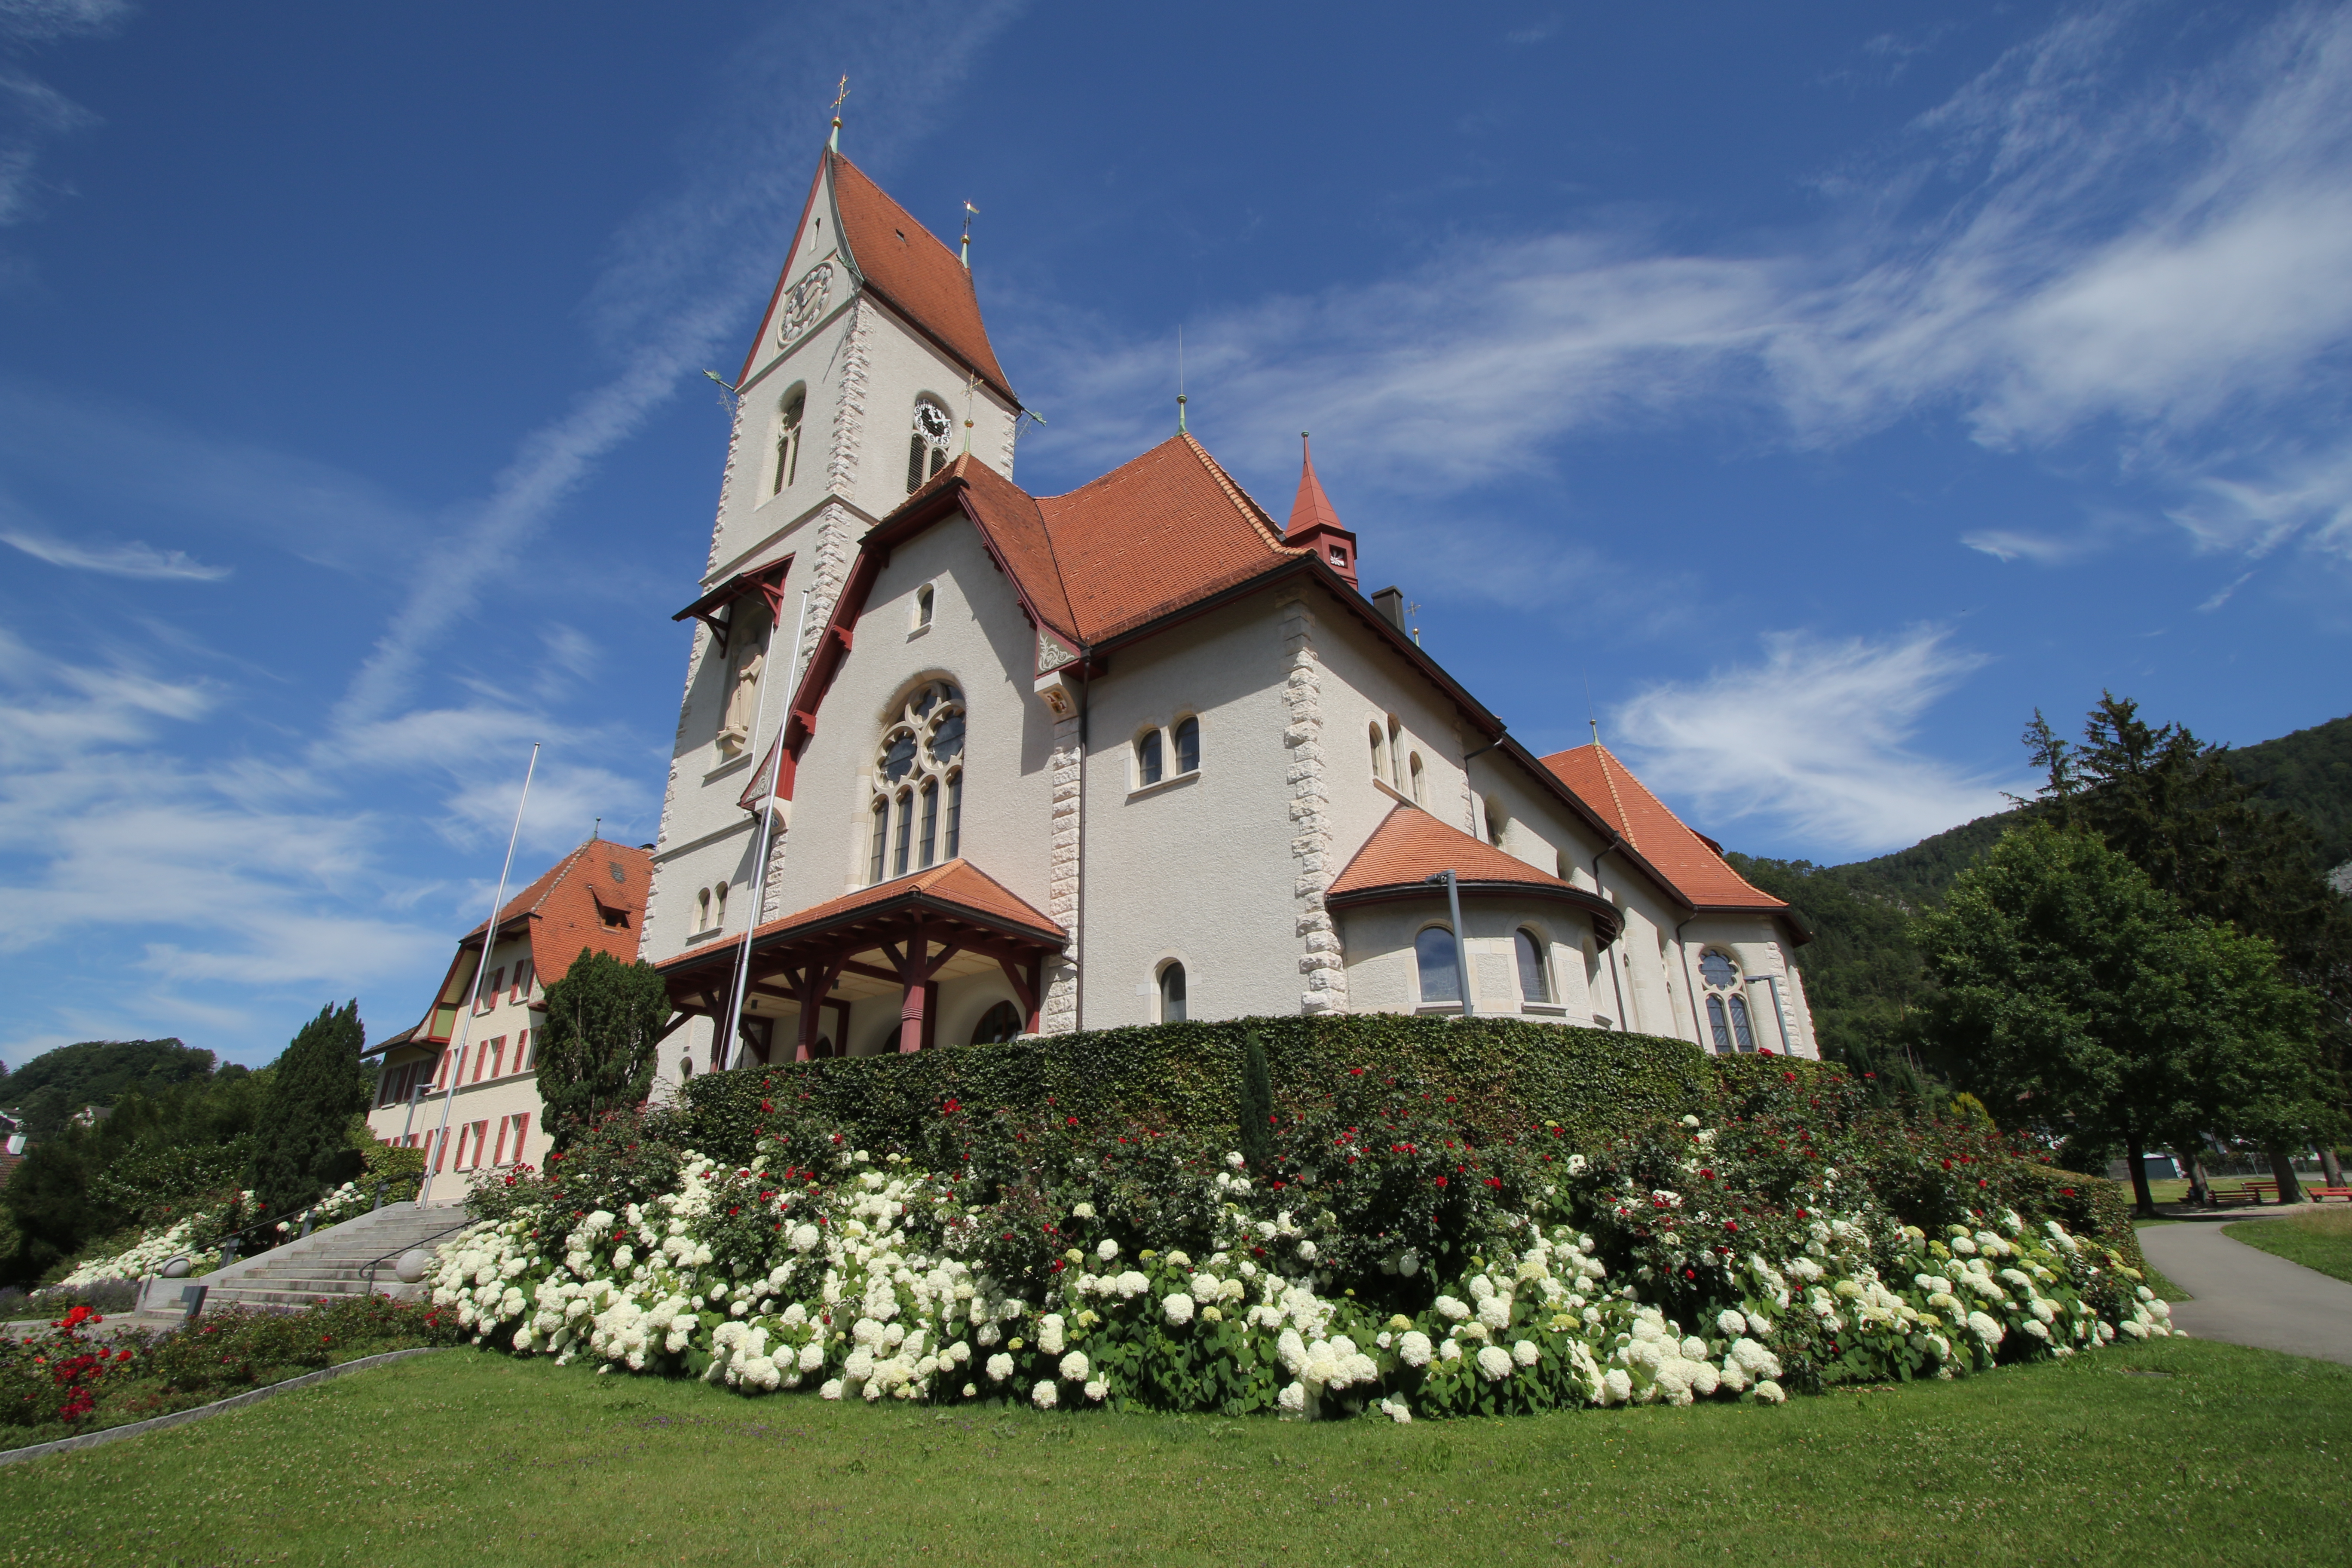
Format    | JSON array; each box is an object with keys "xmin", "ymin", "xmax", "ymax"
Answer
[{"xmin": 778, "ymin": 263, "xmax": 833, "ymax": 346}]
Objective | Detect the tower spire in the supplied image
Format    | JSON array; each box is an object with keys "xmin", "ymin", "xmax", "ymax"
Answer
[
  {"xmin": 960, "ymin": 200, "xmax": 977, "ymax": 270},
  {"xmin": 1285, "ymin": 432, "xmax": 1360, "ymax": 587},
  {"xmin": 828, "ymin": 75, "xmax": 848, "ymax": 151},
  {"xmin": 1176, "ymin": 327, "xmax": 1187, "ymax": 434}
]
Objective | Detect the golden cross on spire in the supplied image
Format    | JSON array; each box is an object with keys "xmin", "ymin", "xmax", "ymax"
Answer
[{"xmin": 829, "ymin": 76, "xmax": 849, "ymax": 149}]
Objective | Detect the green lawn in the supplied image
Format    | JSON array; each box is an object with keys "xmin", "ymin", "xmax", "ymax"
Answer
[
  {"xmin": 0, "ymin": 1338, "xmax": 2344, "ymax": 1566},
  {"xmin": 2228, "ymin": 1205, "xmax": 2352, "ymax": 1286}
]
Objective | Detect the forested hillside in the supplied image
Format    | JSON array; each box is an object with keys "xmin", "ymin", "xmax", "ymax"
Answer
[
  {"xmin": 1736, "ymin": 708, "xmax": 2352, "ymax": 1071},
  {"xmin": 0, "ymin": 1039, "xmax": 219, "ymax": 1141}
]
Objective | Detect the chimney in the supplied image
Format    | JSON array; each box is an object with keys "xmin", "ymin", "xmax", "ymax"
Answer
[{"xmin": 1372, "ymin": 586, "xmax": 1406, "ymax": 634}]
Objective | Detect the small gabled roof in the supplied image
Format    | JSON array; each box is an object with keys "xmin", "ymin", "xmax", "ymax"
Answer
[
  {"xmin": 1538, "ymin": 744, "xmax": 1789, "ymax": 915},
  {"xmin": 1328, "ymin": 803, "xmax": 1622, "ymax": 943},
  {"xmin": 656, "ymin": 858, "xmax": 1063, "ymax": 979}
]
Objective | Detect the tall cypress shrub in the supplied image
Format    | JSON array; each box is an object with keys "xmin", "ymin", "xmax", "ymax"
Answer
[
  {"xmin": 535, "ymin": 948, "xmax": 671, "ymax": 1151},
  {"xmin": 1238, "ymin": 1029, "xmax": 1274, "ymax": 1171},
  {"xmin": 246, "ymin": 1001, "xmax": 369, "ymax": 1218}
]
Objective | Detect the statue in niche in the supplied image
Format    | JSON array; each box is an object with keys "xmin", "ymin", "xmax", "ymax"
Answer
[{"xmin": 716, "ymin": 619, "xmax": 767, "ymax": 757}]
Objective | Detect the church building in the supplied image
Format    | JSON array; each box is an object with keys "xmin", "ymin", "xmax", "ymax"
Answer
[{"xmin": 643, "ymin": 138, "xmax": 1816, "ymax": 1083}]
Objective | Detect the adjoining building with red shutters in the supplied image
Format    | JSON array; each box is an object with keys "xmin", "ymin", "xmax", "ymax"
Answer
[
  {"xmin": 641, "ymin": 135, "xmax": 1817, "ymax": 1086},
  {"xmin": 364, "ymin": 839, "xmax": 652, "ymax": 1193}
]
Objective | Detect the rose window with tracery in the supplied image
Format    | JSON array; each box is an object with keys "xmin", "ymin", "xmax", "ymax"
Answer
[{"xmin": 867, "ymin": 680, "xmax": 965, "ymax": 884}]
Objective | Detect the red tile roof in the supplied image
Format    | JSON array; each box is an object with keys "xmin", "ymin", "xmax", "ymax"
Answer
[
  {"xmin": 1329, "ymin": 804, "xmax": 1623, "ymax": 939},
  {"xmin": 831, "ymin": 153, "xmax": 1016, "ymax": 404},
  {"xmin": 657, "ymin": 859, "xmax": 1062, "ymax": 977},
  {"xmin": 1538, "ymin": 744, "xmax": 1785, "ymax": 911},
  {"xmin": 466, "ymin": 839, "xmax": 654, "ymax": 979},
  {"xmin": 1287, "ymin": 436, "xmax": 1348, "ymax": 542},
  {"xmin": 1030, "ymin": 434, "xmax": 1302, "ymax": 645},
  {"xmin": 1331, "ymin": 804, "xmax": 1575, "ymax": 898}
]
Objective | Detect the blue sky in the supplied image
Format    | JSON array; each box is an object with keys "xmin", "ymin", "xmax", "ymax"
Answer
[{"xmin": 3, "ymin": 1, "xmax": 2348, "ymax": 1067}]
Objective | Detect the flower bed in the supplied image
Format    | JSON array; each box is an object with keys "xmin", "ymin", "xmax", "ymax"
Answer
[
  {"xmin": 0, "ymin": 1295, "xmax": 460, "ymax": 1443},
  {"xmin": 430, "ymin": 1050, "xmax": 2170, "ymax": 1421}
]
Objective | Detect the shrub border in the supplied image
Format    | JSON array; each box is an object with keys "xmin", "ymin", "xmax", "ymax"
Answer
[{"xmin": 0, "ymin": 1345, "xmax": 444, "ymax": 1467}]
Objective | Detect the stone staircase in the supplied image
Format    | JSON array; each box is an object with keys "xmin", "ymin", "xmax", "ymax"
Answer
[{"xmin": 133, "ymin": 1203, "xmax": 475, "ymax": 1327}]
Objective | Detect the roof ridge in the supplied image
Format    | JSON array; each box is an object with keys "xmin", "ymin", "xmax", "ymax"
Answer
[
  {"xmin": 1179, "ymin": 434, "xmax": 1300, "ymax": 554},
  {"xmin": 1591, "ymin": 743, "xmax": 1637, "ymax": 848}
]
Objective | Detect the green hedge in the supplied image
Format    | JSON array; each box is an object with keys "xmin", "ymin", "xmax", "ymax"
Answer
[{"xmin": 679, "ymin": 1014, "xmax": 1724, "ymax": 1167}]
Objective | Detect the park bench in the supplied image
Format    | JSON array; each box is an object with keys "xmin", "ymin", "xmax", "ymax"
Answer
[
  {"xmin": 2208, "ymin": 1184, "xmax": 2266, "ymax": 1206},
  {"xmin": 2308, "ymin": 1186, "xmax": 2352, "ymax": 1203}
]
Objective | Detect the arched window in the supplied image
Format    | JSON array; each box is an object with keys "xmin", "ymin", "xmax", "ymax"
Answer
[
  {"xmin": 1387, "ymin": 716, "xmax": 1404, "ymax": 786},
  {"xmin": 1159, "ymin": 962, "xmax": 1187, "ymax": 1023},
  {"xmin": 1173, "ymin": 716, "xmax": 1200, "ymax": 775},
  {"xmin": 907, "ymin": 398, "xmax": 953, "ymax": 492},
  {"xmin": 712, "ymin": 882, "xmax": 728, "ymax": 930},
  {"xmin": 1484, "ymin": 796, "xmax": 1508, "ymax": 848},
  {"xmin": 1516, "ymin": 929, "xmax": 1551, "ymax": 1004},
  {"xmin": 1369, "ymin": 722, "xmax": 1387, "ymax": 784},
  {"xmin": 914, "ymin": 583, "xmax": 934, "ymax": 630},
  {"xmin": 869, "ymin": 680, "xmax": 965, "ymax": 885},
  {"xmin": 1415, "ymin": 926, "xmax": 1461, "ymax": 1006},
  {"xmin": 1408, "ymin": 752, "xmax": 1426, "ymax": 805},
  {"xmin": 971, "ymin": 1000, "xmax": 1023, "ymax": 1044},
  {"xmin": 695, "ymin": 887, "xmax": 711, "ymax": 933},
  {"xmin": 1136, "ymin": 728, "xmax": 1164, "ymax": 787},
  {"xmin": 679, "ymin": 1054, "xmax": 694, "ymax": 1080},
  {"xmin": 1697, "ymin": 948, "xmax": 1755, "ymax": 1054},
  {"xmin": 772, "ymin": 387, "xmax": 805, "ymax": 495}
]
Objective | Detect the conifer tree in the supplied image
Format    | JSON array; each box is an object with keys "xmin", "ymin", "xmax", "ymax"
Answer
[
  {"xmin": 1238, "ymin": 1030, "xmax": 1274, "ymax": 1172},
  {"xmin": 535, "ymin": 949, "xmax": 671, "ymax": 1150},
  {"xmin": 246, "ymin": 1001, "xmax": 369, "ymax": 1219}
]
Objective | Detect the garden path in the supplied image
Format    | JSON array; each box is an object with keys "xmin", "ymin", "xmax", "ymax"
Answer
[{"xmin": 2135, "ymin": 1211, "xmax": 2352, "ymax": 1367}]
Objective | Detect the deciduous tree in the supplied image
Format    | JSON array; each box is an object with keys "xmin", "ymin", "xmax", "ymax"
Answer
[{"xmin": 1915, "ymin": 824, "xmax": 2327, "ymax": 1216}]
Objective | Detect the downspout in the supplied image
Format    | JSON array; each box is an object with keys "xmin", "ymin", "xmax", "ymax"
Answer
[
  {"xmin": 1424, "ymin": 870, "xmax": 1474, "ymax": 1019},
  {"xmin": 1590, "ymin": 837, "xmax": 1630, "ymax": 1031},
  {"xmin": 1075, "ymin": 645, "xmax": 1091, "ymax": 1033},
  {"xmin": 722, "ymin": 588, "xmax": 811, "ymax": 1071}
]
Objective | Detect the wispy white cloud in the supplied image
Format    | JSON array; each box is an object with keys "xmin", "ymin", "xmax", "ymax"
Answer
[
  {"xmin": 1960, "ymin": 530, "xmax": 2091, "ymax": 565},
  {"xmin": 0, "ymin": 517, "xmax": 230, "ymax": 579},
  {"xmin": 338, "ymin": 0, "xmax": 1033, "ymax": 727},
  {"xmin": 2197, "ymin": 570, "xmax": 2255, "ymax": 611},
  {"xmin": 1610, "ymin": 627, "xmax": 2026, "ymax": 854},
  {"xmin": 1018, "ymin": 2, "xmax": 2352, "ymax": 578},
  {"xmin": 0, "ymin": 0, "xmax": 125, "ymax": 232}
]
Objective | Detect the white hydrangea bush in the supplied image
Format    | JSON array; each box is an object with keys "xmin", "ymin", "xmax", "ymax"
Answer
[
  {"xmin": 53, "ymin": 1190, "xmax": 258, "ymax": 1288},
  {"xmin": 429, "ymin": 1129, "xmax": 2168, "ymax": 1420}
]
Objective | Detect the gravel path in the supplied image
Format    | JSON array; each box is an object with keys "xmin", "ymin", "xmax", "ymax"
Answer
[{"xmin": 2135, "ymin": 1210, "xmax": 2352, "ymax": 1367}]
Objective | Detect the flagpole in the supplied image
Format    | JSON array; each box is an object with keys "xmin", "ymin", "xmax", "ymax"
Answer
[
  {"xmin": 723, "ymin": 589, "xmax": 810, "ymax": 1072},
  {"xmin": 416, "ymin": 742, "xmax": 539, "ymax": 1207}
]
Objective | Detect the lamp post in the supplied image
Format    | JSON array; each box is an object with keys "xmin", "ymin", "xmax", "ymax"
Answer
[{"xmin": 1424, "ymin": 870, "xmax": 1473, "ymax": 1018}]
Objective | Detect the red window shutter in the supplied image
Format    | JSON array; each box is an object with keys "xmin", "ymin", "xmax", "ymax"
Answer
[
  {"xmin": 513, "ymin": 1112, "xmax": 531, "ymax": 1163},
  {"xmin": 481, "ymin": 968, "xmax": 503, "ymax": 1012},
  {"xmin": 511, "ymin": 961, "xmax": 532, "ymax": 1004},
  {"xmin": 489, "ymin": 1037, "xmax": 505, "ymax": 1078},
  {"xmin": 518, "ymin": 1029, "xmax": 531, "ymax": 1071},
  {"xmin": 432, "ymin": 1128, "xmax": 447, "ymax": 1173},
  {"xmin": 492, "ymin": 1117, "xmax": 509, "ymax": 1166}
]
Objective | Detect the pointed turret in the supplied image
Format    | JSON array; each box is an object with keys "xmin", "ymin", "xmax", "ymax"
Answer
[{"xmin": 1285, "ymin": 433, "xmax": 1360, "ymax": 588}]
